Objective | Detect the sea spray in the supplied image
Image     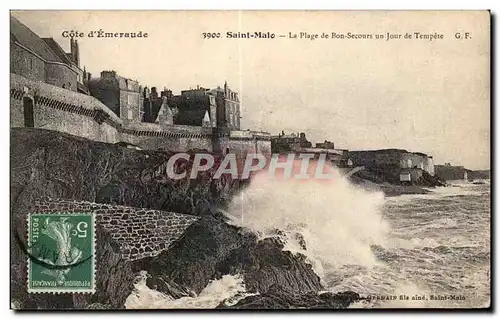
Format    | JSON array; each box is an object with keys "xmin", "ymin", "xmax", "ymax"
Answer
[
  {"xmin": 125, "ymin": 271, "xmax": 174, "ymax": 309},
  {"xmin": 125, "ymin": 272, "xmax": 250, "ymax": 309},
  {"xmin": 225, "ymin": 163, "xmax": 389, "ymax": 278},
  {"xmin": 124, "ymin": 176, "xmax": 490, "ymax": 309}
]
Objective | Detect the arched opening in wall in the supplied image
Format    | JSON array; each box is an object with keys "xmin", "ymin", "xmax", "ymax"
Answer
[
  {"xmin": 224, "ymin": 147, "xmax": 230, "ymax": 155},
  {"xmin": 23, "ymin": 97, "xmax": 34, "ymax": 128}
]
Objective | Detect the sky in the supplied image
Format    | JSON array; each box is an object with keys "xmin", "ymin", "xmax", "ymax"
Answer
[{"xmin": 11, "ymin": 10, "xmax": 490, "ymax": 169}]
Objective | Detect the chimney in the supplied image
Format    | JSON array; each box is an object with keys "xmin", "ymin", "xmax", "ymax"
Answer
[
  {"xmin": 151, "ymin": 87, "xmax": 158, "ymax": 99},
  {"xmin": 70, "ymin": 38, "xmax": 80, "ymax": 67}
]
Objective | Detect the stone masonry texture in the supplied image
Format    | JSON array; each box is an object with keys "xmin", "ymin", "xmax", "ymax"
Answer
[{"xmin": 32, "ymin": 198, "xmax": 200, "ymax": 261}]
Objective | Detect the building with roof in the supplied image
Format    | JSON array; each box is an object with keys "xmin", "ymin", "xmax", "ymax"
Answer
[
  {"xmin": 142, "ymin": 87, "xmax": 174, "ymax": 123},
  {"xmin": 169, "ymin": 86, "xmax": 217, "ymax": 128},
  {"xmin": 166, "ymin": 83, "xmax": 241, "ymax": 130},
  {"xmin": 10, "ymin": 16, "xmax": 89, "ymax": 94},
  {"xmin": 211, "ymin": 82, "xmax": 241, "ymax": 130},
  {"xmin": 271, "ymin": 131, "xmax": 313, "ymax": 152},
  {"xmin": 88, "ymin": 70, "xmax": 144, "ymax": 122},
  {"xmin": 434, "ymin": 164, "xmax": 468, "ymax": 181},
  {"xmin": 348, "ymin": 149, "xmax": 435, "ymax": 181},
  {"xmin": 10, "ymin": 14, "xmax": 271, "ymax": 159}
]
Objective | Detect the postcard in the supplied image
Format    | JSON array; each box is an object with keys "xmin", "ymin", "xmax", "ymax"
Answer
[{"xmin": 10, "ymin": 10, "xmax": 490, "ymax": 310}]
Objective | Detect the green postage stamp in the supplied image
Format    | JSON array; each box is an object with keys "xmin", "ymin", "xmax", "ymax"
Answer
[{"xmin": 27, "ymin": 212, "xmax": 96, "ymax": 293}]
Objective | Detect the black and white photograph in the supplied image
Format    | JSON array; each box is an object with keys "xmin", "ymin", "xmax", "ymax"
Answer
[{"xmin": 8, "ymin": 10, "xmax": 491, "ymax": 310}]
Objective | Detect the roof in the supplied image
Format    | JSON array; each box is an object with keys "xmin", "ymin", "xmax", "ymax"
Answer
[
  {"xmin": 174, "ymin": 109, "xmax": 208, "ymax": 126},
  {"xmin": 10, "ymin": 15, "xmax": 63, "ymax": 63},
  {"xmin": 298, "ymin": 148, "xmax": 344, "ymax": 155},
  {"xmin": 42, "ymin": 37, "xmax": 73, "ymax": 65},
  {"xmin": 349, "ymin": 149, "xmax": 409, "ymax": 154}
]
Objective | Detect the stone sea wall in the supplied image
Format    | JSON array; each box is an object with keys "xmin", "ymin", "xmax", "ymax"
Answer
[{"xmin": 32, "ymin": 198, "xmax": 199, "ymax": 261}]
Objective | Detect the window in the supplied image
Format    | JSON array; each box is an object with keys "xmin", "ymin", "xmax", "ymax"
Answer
[
  {"xmin": 139, "ymin": 100, "xmax": 145, "ymax": 120},
  {"xmin": 128, "ymin": 94, "xmax": 136, "ymax": 106},
  {"xmin": 29, "ymin": 58, "xmax": 33, "ymax": 69},
  {"xmin": 228, "ymin": 103, "xmax": 234, "ymax": 126}
]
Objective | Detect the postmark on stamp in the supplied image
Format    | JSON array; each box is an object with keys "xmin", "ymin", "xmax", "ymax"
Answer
[{"xmin": 27, "ymin": 212, "xmax": 96, "ymax": 294}]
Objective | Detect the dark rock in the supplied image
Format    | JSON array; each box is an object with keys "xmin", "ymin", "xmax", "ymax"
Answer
[
  {"xmin": 135, "ymin": 216, "xmax": 323, "ymax": 298},
  {"xmin": 221, "ymin": 237, "xmax": 322, "ymax": 294},
  {"xmin": 10, "ymin": 128, "xmax": 246, "ymax": 216},
  {"xmin": 74, "ymin": 224, "xmax": 136, "ymax": 309},
  {"xmin": 218, "ymin": 288, "xmax": 361, "ymax": 309},
  {"xmin": 10, "ymin": 128, "xmax": 361, "ymax": 309},
  {"xmin": 86, "ymin": 303, "xmax": 112, "ymax": 309},
  {"xmin": 135, "ymin": 216, "xmax": 245, "ymax": 294},
  {"xmin": 145, "ymin": 276, "xmax": 195, "ymax": 299},
  {"xmin": 351, "ymin": 165, "xmax": 445, "ymax": 188}
]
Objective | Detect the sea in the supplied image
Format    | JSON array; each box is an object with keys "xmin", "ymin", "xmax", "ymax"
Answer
[{"xmin": 125, "ymin": 169, "xmax": 491, "ymax": 309}]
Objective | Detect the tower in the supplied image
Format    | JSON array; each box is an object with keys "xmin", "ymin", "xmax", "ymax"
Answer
[{"xmin": 70, "ymin": 37, "xmax": 80, "ymax": 67}]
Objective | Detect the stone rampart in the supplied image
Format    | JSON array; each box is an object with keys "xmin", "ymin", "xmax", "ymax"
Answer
[
  {"xmin": 11, "ymin": 73, "xmax": 122, "ymax": 123},
  {"xmin": 11, "ymin": 73, "xmax": 272, "ymax": 155},
  {"xmin": 349, "ymin": 149, "xmax": 434, "ymax": 176}
]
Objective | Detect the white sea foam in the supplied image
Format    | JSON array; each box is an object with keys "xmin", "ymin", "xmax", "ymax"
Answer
[
  {"xmin": 225, "ymin": 165, "xmax": 389, "ymax": 278},
  {"xmin": 386, "ymin": 184, "xmax": 486, "ymax": 203},
  {"xmin": 223, "ymin": 166, "xmax": 489, "ymax": 308},
  {"xmin": 125, "ymin": 272, "xmax": 249, "ymax": 309},
  {"xmin": 125, "ymin": 165, "xmax": 489, "ymax": 309},
  {"xmin": 387, "ymin": 237, "xmax": 442, "ymax": 250},
  {"xmin": 125, "ymin": 271, "xmax": 174, "ymax": 309}
]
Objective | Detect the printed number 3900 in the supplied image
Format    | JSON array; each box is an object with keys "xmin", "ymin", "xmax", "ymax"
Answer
[{"xmin": 203, "ymin": 33, "xmax": 221, "ymax": 39}]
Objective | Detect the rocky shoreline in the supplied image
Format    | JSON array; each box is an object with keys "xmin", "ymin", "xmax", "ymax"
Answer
[
  {"xmin": 135, "ymin": 216, "xmax": 362, "ymax": 309},
  {"xmin": 11, "ymin": 128, "xmax": 362, "ymax": 310},
  {"xmin": 348, "ymin": 167, "xmax": 446, "ymax": 197},
  {"xmin": 13, "ymin": 128, "xmax": 453, "ymax": 310},
  {"xmin": 11, "ymin": 128, "xmax": 453, "ymax": 310}
]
